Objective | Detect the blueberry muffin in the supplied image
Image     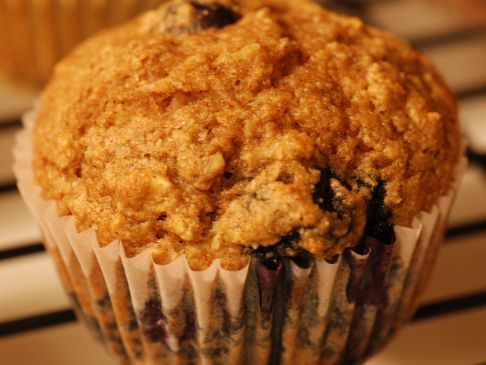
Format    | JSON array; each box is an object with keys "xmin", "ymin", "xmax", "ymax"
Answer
[
  {"xmin": 0, "ymin": 0, "xmax": 165, "ymax": 87},
  {"xmin": 21, "ymin": 0, "xmax": 463, "ymax": 363},
  {"xmin": 34, "ymin": 0, "xmax": 460, "ymax": 267}
]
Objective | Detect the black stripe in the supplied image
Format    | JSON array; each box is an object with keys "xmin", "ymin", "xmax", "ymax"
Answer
[
  {"xmin": 467, "ymin": 149, "xmax": 486, "ymax": 169},
  {"xmin": 0, "ymin": 119, "xmax": 21, "ymax": 131},
  {"xmin": 413, "ymin": 291, "xmax": 486, "ymax": 322},
  {"xmin": 457, "ymin": 84, "xmax": 486, "ymax": 100},
  {"xmin": 446, "ymin": 220, "xmax": 486, "ymax": 240},
  {"xmin": 0, "ymin": 309, "xmax": 76, "ymax": 338},
  {"xmin": 0, "ymin": 243, "xmax": 45, "ymax": 261},
  {"xmin": 0, "ymin": 183, "xmax": 17, "ymax": 194}
]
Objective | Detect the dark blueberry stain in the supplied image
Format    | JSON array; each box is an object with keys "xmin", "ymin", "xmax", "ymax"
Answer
[
  {"xmin": 246, "ymin": 245, "xmax": 280, "ymax": 271},
  {"xmin": 96, "ymin": 293, "xmax": 112, "ymax": 310},
  {"xmin": 223, "ymin": 171, "xmax": 233, "ymax": 179},
  {"xmin": 314, "ymin": 168, "xmax": 395, "ymax": 245},
  {"xmin": 290, "ymin": 249, "xmax": 314, "ymax": 269},
  {"xmin": 138, "ymin": 297, "xmax": 167, "ymax": 344},
  {"xmin": 128, "ymin": 318, "xmax": 139, "ymax": 332},
  {"xmin": 245, "ymin": 230, "xmax": 314, "ymax": 270},
  {"xmin": 164, "ymin": 1, "xmax": 240, "ymax": 34},
  {"xmin": 312, "ymin": 168, "xmax": 351, "ymax": 218},
  {"xmin": 190, "ymin": 1, "xmax": 240, "ymax": 29},
  {"xmin": 312, "ymin": 168, "xmax": 337, "ymax": 212},
  {"xmin": 278, "ymin": 229, "xmax": 301, "ymax": 247},
  {"xmin": 326, "ymin": 254, "xmax": 339, "ymax": 264},
  {"xmin": 364, "ymin": 180, "xmax": 395, "ymax": 244},
  {"xmin": 350, "ymin": 238, "xmax": 370, "ymax": 256}
]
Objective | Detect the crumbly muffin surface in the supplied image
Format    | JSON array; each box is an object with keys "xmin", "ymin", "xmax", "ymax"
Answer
[{"xmin": 34, "ymin": 0, "xmax": 461, "ymax": 270}]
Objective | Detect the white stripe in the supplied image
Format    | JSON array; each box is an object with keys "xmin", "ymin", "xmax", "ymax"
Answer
[
  {"xmin": 422, "ymin": 232, "xmax": 486, "ymax": 303},
  {"xmin": 0, "ymin": 253, "xmax": 69, "ymax": 323},
  {"xmin": 448, "ymin": 165, "xmax": 486, "ymax": 226},
  {"xmin": 368, "ymin": 307, "xmax": 486, "ymax": 365},
  {"xmin": 425, "ymin": 36, "xmax": 486, "ymax": 93},
  {"xmin": 461, "ymin": 95, "xmax": 486, "ymax": 154},
  {"xmin": 0, "ymin": 322, "xmax": 115, "ymax": 365},
  {"xmin": 0, "ymin": 191, "xmax": 40, "ymax": 251}
]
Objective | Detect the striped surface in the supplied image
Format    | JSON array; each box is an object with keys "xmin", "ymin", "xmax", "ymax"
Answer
[{"xmin": 1, "ymin": 0, "xmax": 485, "ymax": 364}]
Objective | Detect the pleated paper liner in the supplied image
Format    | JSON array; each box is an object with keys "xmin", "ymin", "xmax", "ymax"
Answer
[
  {"xmin": 0, "ymin": 0, "xmax": 165, "ymax": 88},
  {"xmin": 14, "ymin": 110, "xmax": 467, "ymax": 365}
]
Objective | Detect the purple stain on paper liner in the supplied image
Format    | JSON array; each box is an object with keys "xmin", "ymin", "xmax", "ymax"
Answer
[
  {"xmin": 214, "ymin": 286, "xmax": 236, "ymax": 335},
  {"xmin": 362, "ymin": 235, "xmax": 395, "ymax": 305},
  {"xmin": 256, "ymin": 261, "xmax": 284, "ymax": 321},
  {"xmin": 138, "ymin": 296, "xmax": 168, "ymax": 345},
  {"xmin": 181, "ymin": 297, "xmax": 197, "ymax": 343},
  {"xmin": 343, "ymin": 178, "xmax": 396, "ymax": 304},
  {"xmin": 345, "ymin": 247, "xmax": 370, "ymax": 303},
  {"xmin": 181, "ymin": 311, "xmax": 196, "ymax": 343},
  {"xmin": 345, "ymin": 235, "xmax": 396, "ymax": 305}
]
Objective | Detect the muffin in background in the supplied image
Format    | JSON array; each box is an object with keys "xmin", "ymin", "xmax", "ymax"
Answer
[
  {"xmin": 0, "ymin": 0, "xmax": 165, "ymax": 88},
  {"xmin": 14, "ymin": 0, "xmax": 466, "ymax": 364}
]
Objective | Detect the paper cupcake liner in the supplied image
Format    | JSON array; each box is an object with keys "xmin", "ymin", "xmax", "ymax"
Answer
[
  {"xmin": 14, "ymin": 109, "xmax": 467, "ymax": 365},
  {"xmin": 0, "ymin": 0, "xmax": 166, "ymax": 87}
]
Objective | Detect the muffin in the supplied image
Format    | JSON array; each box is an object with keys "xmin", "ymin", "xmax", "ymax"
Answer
[
  {"xmin": 14, "ymin": 0, "xmax": 466, "ymax": 364},
  {"xmin": 0, "ymin": 0, "xmax": 165, "ymax": 88}
]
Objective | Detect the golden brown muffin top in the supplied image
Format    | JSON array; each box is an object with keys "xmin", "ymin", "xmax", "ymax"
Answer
[{"xmin": 33, "ymin": 0, "xmax": 461, "ymax": 270}]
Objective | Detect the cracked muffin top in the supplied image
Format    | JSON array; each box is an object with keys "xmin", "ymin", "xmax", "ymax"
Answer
[{"xmin": 33, "ymin": 0, "xmax": 461, "ymax": 270}]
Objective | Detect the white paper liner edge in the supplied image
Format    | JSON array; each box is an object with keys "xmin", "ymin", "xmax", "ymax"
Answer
[{"xmin": 13, "ymin": 109, "xmax": 467, "ymax": 364}]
